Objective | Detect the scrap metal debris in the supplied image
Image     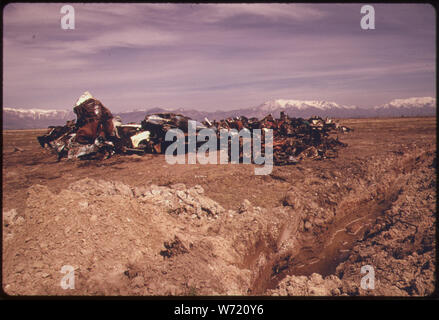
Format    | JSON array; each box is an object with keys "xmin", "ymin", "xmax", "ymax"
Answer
[
  {"xmin": 201, "ymin": 112, "xmax": 351, "ymax": 165},
  {"xmin": 159, "ymin": 236, "xmax": 189, "ymax": 259},
  {"xmin": 37, "ymin": 93, "xmax": 352, "ymax": 165}
]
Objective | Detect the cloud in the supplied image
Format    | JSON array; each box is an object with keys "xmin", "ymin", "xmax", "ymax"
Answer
[
  {"xmin": 192, "ymin": 3, "xmax": 327, "ymax": 23},
  {"xmin": 2, "ymin": 3, "xmax": 436, "ymax": 111},
  {"xmin": 38, "ymin": 27, "xmax": 178, "ymax": 55}
]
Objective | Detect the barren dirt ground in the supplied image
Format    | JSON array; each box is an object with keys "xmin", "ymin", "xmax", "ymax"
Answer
[{"xmin": 2, "ymin": 117, "xmax": 437, "ymax": 296}]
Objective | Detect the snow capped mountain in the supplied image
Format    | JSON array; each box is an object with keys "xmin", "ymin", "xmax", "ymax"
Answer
[
  {"xmin": 3, "ymin": 96, "xmax": 436, "ymax": 129},
  {"xmin": 3, "ymin": 107, "xmax": 74, "ymax": 120},
  {"xmin": 373, "ymin": 97, "xmax": 436, "ymax": 117},
  {"xmin": 255, "ymin": 97, "xmax": 435, "ymax": 118},
  {"xmin": 375, "ymin": 97, "xmax": 435, "ymax": 109},
  {"xmin": 253, "ymin": 99, "xmax": 359, "ymax": 118},
  {"xmin": 3, "ymin": 107, "xmax": 76, "ymax": 129},
  {"xmin": 257, "ymin": 99, "xmax": 356, "ymax": 112}
]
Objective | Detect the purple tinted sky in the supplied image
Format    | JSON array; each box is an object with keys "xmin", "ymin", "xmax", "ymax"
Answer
[{"xmin": 3, "ymin": 3, "xmax": 436, "ymax": 112}]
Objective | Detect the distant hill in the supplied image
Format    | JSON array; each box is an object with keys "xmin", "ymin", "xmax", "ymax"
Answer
[
  {"xmin": 3, "ymin": 97, "xmax": 436, "ymax": 130},
  {"xmin": 3, "ymin": 108, "xmax": 75, "ymax": 130},
  {"xmin": 373, "ymin": 97, "xmax": 436, "ymax": 117}
]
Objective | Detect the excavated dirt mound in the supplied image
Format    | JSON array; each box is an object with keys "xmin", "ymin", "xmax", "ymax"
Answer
[
  {"xmin": 2, "ymin": 118, "xmax": 436, "ymax": 296},
  {"xmin": 3, "ymin": 178, "xmax": 293, "ymax": 295},
  {"xmin": 268, "ymin": 147, "xmax": 436, "ymax": 296}
]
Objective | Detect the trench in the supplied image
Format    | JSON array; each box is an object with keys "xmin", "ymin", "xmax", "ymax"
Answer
[{"xmin": 246, "ymin": 178, "xmax": 403, "ymax": 295}]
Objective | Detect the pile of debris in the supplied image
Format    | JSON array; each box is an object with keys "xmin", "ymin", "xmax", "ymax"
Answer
[
  {"xmin": 37, "ymin": 92, "xmax": 352, "ymax": 164},
  {"xmin": 201, "ymin": 112, "xmax": 351, "ymax": 165}
]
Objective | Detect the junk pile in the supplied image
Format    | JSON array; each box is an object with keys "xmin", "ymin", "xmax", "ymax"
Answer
[
  {"xmin": 201, "ymin": 112, "xmax": 351, "ymax": 165},
  {"xmin": 38, "ymin": 92, "xmax": 120, "ymax": 160},
  {"xmin": 37, "ymin": 92, "xmax": 352, "ymax": 164},
  {"xmin": 140, "ymin": 113, "xmax": 208, "ymax": 153}
]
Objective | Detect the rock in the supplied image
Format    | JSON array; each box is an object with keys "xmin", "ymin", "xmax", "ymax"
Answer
[
  {"xmin": 114, "ymin": 181, "xmax": 133, "ymax": 197},
  {"xmin": 238, "ymin": 199, "xmax": 252, "ymax": 214},
  {"xmin": 132, "ymin": 276, "xmax": 145, "ymax": 288},
  {"xmin": 197, "ymin": 197, "xmax": 225, "ymax": 217},
  {"xmin": 309, "ymin": 286, "xmax": 327, "ymax": 296},
  {"xmin": 283, "ymin": 189, "xmax": 305, "ymax": 210},
  {"xmin": 170, "ymin": 183, "xmax": 186, "ymax": 191},
  {"xmin": 283, "ymin": 192, "xmax": 296, "ymax": 207},
  {"xmin": 3, "ymin": 209, "xmax": 18, "ymax": 226},
  {"xmin": 310, "ymin": 273, "xmax": 323, "ymax": 284},
  {"xmin": 133, "ymin": 187, "xmax": 146, "ymax": 197},
  {"xmin": 15, "ymin": 264, "xmax": 25, "ymax": 273},
  {"xmin": 268, "ymin": 273, "xmax": 343, "ymax": 296},
  {"xmin": 176, "ymin": 190, "xmax": 187, "ymax": 200},
  {"xmin": 15, "ymin": 216, "xmax": 25, "ymax": 225},
  {"xmin": 193, "ymin": 185, "xmax": 204, "ymax": 194},
  {"xmin": 79, "ymin": 201, "xmax": 89, "ymax": 210},
  {"xmin": 331, "ymin": 288, "xmax": 341, "ymax": 295}
]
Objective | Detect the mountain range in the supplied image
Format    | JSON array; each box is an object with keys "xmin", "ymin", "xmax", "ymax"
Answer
[{"xmin": 3, "ymin": 97, "xmax": 436, "ymax": 130}]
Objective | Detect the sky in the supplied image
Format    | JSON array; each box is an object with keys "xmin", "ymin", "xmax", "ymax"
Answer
[{"xmin": 2, "ymin": 3, "xmax": 436, "ymax": 112}]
